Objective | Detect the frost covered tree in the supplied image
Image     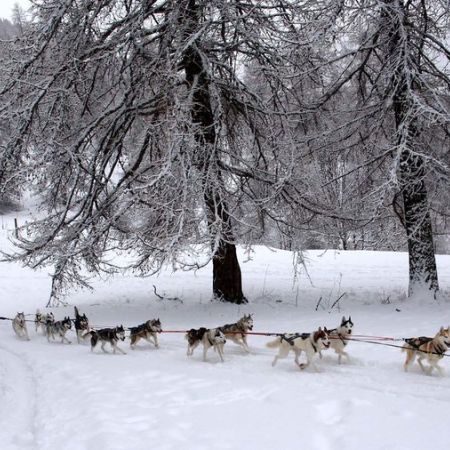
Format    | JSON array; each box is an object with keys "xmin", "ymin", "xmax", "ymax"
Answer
[
  {"xmin": 0, "ymin": 0, "xmax": 313, "ymax": 304},
  {"xmin": 282, "ymin": 0, "xmax": 450, "ymax": 297}
]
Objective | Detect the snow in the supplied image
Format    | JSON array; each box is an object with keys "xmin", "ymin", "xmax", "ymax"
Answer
[{"xmin": 0, "ymin": 213, "xmax": 450, "ymax": 449}]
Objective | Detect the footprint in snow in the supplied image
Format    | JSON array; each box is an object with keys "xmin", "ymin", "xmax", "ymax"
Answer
[{"xmin": 314, "ymin": 399, "xmax": 348, "ymax": 426}]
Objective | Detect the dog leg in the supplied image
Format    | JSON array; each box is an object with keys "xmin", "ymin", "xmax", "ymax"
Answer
[
  {"xmin": 242, "ymin": 335, "xmax": 250, "ymax": 352},
  {"xmin": 216, "ymin": 344, "xmax": 225, "ymax": 362},
  {"xmin": 143, "ymin": 336, "xmax": 157, "ymax": 347},
  {"xmin": 403, "ymin": 349, "xmax": 415, "ymax": 372},
  {"xmin": 294, "ymin": 349, "xmax": 302, "ymax": 367},
  {"xmin": 417, "ymin": 355, "xmax": 427, "ymax": 373},
  {"xmin": 100, "ymin": 341, "xmax": 109, "ymax": 353},
  {"xmin": 338, "ymin": 350, "xmax": 349, "ymax": 364},
  {"xmin": 61, "ymin": 334, "xmax": 71, "ymax": 344},
  {"xmin": 272, "ymin": 345, "xmax": 289, "ymax": 367},
  {"xmin": 299, "ymin": 355, "xmax": 315, "ymax": 371},
  {"xmin": 152, "ymin": 334, "xmax": 159, "ymax": 348},
  {"xmin": 112, "ymin": 342, "xmax": 126, "ymax": 355},
  {"xmin": 187, "ymin": 341, "xmax": 199, "ymax": 357},
  {"xmin": 435, "ymin": 363, "xmax": 444, "ymax": 377},
  {"xmin": 203, "ymin": 343, "xmax": 209, "ymax": 362},
  {"xmin": 23, "ymin": 328, "xmax": 30, "ymax": 341},
  {"xmin": 130, "ymin": 335, "xmax": 138, "ymax": 349}
]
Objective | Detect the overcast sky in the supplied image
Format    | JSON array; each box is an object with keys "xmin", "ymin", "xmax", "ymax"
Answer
[{"xmin": 0, "ymin": 0, "xmax": 30, "ymax": 21}]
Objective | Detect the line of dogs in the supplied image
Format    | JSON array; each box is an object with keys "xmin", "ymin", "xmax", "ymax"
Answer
[{"xmin": 10, "ymin": 311, "xmax": 450, "ymax": 375}]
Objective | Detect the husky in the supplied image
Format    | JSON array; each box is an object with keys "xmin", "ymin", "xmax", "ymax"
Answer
[
  {"xmin": 219, "ymin": 314, "xmax": 253, "ymax": 352},
  {"xmin": 89, "ymin": 326, "xmax": 127, "ymax": 354},
  {"xmin": 185, "ymin": 327, "xmax": 226, "ymax": 362},
  {"xmin": 35, "ymin": 309, "xmax": 48, "ymax": 334},
  {"xmin": 402, "ymin": 326, "xmax": 450, "ymax": 375},
  {"xmin": 129, "ymin": 319, "xmax": 162, "ymax": 349},
  {"xmin": 12, "ymin": 312, "xmax": 30, "ymax": 340},
  {"xmin": 321, "ymin": 316, "xmax": 354, "ymax": 364},
  {"xmin": 74, "ymin": 306, "xmax": 90, "ymax": 344},
  {"xmin": 267, "ymin": 327, "xmax": 330, "ymax": 371},
  {"xmin": 46, "ymin": 316, "xmax": 72, "ymax": 344}
]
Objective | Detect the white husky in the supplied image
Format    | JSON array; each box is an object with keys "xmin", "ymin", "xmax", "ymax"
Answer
[
  {"xmin": 267, "ymin": 327, "xmax": 330, "ymax": 371},
  {"xmin": 12, "ymin": 312, "xmax": 30, "ymax": 340},
  {"xmin": 321, "ymin": 316, "xmax": 354, "ymax": 364}
]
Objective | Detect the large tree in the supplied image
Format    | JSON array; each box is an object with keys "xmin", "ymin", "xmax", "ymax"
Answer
[
  {"xmin": 0, "ymin": 0, "xmax": 311, "ymax": 303},
  {"xmin": 281, "ymin": 0, "xmax": 450, "ymax": 297}
]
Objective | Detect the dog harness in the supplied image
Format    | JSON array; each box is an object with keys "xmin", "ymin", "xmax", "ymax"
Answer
[
  {"xmin": 279, "ymin": 333, "xmax": 319, "ymax": 352},
  {"xmin": 404, "ymin": 336, "xmax": 432, "ymax": 349},
  {"xmin": 405, "ymin": 337, "xmax": 447, "ymax": 356}
]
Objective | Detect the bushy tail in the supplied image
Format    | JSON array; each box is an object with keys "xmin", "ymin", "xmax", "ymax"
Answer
[
  {"xmin": 89, "ymin": 331, "xmax": 98, "ymax": 348},
  {"xmin": 266, "ymin": 337, "xmax": 282, "ymax": 348}
]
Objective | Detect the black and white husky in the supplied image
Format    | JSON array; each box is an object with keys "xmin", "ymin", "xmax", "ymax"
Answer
[
  {"xmin": 129, "ymin": 319, "xmax": 162, "ymax": 349},
  {"xmin": 322, "ymin": 316, "xmax": 354, "ymax": 364},
  {"xmin": 12, "ymin": 312, "xmax": 30, "ymax": 340},
  {"xmin": 74, "ymin": 306, "xmax": 90, "ymax": 344},
  {"xmin": 46, "ymin": 316, "xmax": 72, "ymax": 344},
  {"xmin": 219, "ymin": 314, "xmax": 253, "ymax": 353},
  {"xmin": 89, "ymin": 326, "xmax": 127, "ymax": 354},
  {"xmin": 267, "ymin": 327, "xmax": 330, "ymax": 371},
  {"xmin": 185, "ymin": 327, "xmax": 226, "ymax": 362}
]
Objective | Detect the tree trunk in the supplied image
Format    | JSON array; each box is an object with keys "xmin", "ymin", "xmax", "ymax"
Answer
[
  {"xmin": 181, "ymin": 0, "xmax": 246, "ymax": 303},
  {"xmin": 398, "ymin": 152, "xmax": 439, "ymax": 296},
  {"xmin": 386, "ymin": 0, "xmax": 438, "ymax": 297}
]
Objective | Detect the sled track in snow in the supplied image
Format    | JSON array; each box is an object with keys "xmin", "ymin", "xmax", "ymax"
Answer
[{"xmin": 0, "ymin": 342, "xmax": 39, "ymax": 450}]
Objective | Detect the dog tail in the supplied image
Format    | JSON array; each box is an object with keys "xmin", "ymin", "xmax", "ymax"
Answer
[
  {"xmin": 90, "ymin": 331, "xmax": 98, "ymax": 348},
  {"xmin": 74, "ymin": 306, "xmax": 80, "ymax": 319},
  {"xmin": 266, "ymin": 337, "xmax": 282, "ymax": 348}
]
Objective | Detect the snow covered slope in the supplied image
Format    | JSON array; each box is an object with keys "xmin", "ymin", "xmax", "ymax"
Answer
[{"xmin": 0, "ymin": 216, "xmax": 450, "ymax": 450}]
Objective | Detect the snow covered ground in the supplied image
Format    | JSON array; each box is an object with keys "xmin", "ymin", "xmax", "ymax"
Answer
[{"xmin": 1, "ymin": 213, "xmax": 450, "ymax": 450}]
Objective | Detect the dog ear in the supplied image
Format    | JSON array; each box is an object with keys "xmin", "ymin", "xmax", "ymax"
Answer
[{"xmin": 341, "ymin": 316, "xmax": 346, "ymax": 324}]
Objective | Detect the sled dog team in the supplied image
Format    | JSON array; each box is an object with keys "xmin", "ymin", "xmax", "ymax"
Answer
[{"xmin": 11, "ymin": 310, "xmax": 450, "ymax": 375}]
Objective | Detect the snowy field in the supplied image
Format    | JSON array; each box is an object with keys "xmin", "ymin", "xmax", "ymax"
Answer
[{"xmin": 1, "ymin": 214, "xmax": 450, "ymax": 449}]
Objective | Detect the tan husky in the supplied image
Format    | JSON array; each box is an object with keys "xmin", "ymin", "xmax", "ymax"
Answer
[
  {"xmin": 402, "ymin": 327, "xmax": 450, "ymax": 375},
  {"xmin": 219, "ymin": 314, "xmax": 253, "ymax": 353},
  {"xmin": 267, "ymin": 327, "xmax": 330, "ymax": 371}
]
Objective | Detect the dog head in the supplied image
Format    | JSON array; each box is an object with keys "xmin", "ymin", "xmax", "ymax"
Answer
[
  {"xmin": 313, "ymin": 327, "xmax": 330, "ymax": 350},
  {"xmin": 46, "ymin": 312, "xmax": 55, "ymax": 324},
  {"xmin": 62, "ymin": 317, "xmax": 72, "ymax": 330},
  {"xmin": 78, "ymin": 314, "xmax": 89, "ymax": 329},
  {"xmin": 116, "ymin": 325, "xmax": 126, "ymax": 341},
  {"xmin": 239, "ymin": 314, "xmax": 254, "ymax": 331},
  {"xmin": 15, "ymin": 312, "xmax": 26, "ymax": 325},
  {"xmin": 148, "ymin": 318, "xmax": 162, "ymax": 333},
  {"xmin": 436, "ymin": 326, "xmax": 450, "ymax": 347},
  {"xmin": 339, "ymin": 316, "xmax": 353, "ymax": 335}
]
